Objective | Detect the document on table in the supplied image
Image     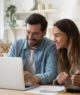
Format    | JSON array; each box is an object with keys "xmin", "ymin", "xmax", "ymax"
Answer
[{"xmin": 24, "ymin": 85, "xmax": 65, "ymax": 95}]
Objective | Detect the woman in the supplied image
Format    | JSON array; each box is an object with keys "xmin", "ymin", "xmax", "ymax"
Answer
[{"xmin": 52, "ymin": 19, "xmax": 80, "ymax": 86}]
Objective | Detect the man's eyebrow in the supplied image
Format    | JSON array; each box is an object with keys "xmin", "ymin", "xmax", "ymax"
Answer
[{"xmin": 55, "ymin": 33, "xmax": 61, "ymax": 35}]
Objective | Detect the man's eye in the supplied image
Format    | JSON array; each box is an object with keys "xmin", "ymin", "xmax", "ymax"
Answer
[
  {"xmin": 34, "ymin": 33, "xmax": 38, "ymax": 35},
  {"xmin": 55, "ymin": 35, "xmax": 60, "ymax": 37}
]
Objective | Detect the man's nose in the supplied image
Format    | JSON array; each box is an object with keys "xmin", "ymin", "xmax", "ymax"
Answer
[{"xmin": 29, "ymin": 33, "xmax": 34, "ymax": 39}]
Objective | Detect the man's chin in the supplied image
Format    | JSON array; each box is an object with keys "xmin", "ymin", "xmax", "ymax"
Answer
[
  {"xmin": 28, "ymin": 41, "xmax": 41, "ymax": 48},
  {"xmin": 29, "ymin": 43, "xmax": 38, "ymax": 48}
]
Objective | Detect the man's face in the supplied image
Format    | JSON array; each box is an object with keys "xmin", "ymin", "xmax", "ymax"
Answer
[{"xmin": 26, "ymin": 24, "xmax": 46, "ymax": 49}]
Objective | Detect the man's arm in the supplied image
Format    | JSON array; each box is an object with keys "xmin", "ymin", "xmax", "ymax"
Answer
[
  {"xmin": 35, "ymin": 45, "xmax": 58, "ymax": 84},
  {"xmin": 24, "ymin": 71, "xmax": 41, "ymax": 85},
  {"xmin": 8, "ymin": 41, "xmax": 17, "ymax": 57}
]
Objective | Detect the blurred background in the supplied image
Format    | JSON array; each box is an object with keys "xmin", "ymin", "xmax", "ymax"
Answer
[{"xmin": 0, "ymin": 0, "xmax": 80, "ymax": 56}]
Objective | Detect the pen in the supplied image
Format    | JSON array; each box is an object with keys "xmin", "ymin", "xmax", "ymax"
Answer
[{"xmin": 69, "ymin": 73, "xmax": 80, "ymax": 78}]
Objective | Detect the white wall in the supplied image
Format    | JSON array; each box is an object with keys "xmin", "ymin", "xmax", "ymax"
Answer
[
  {"xmin": 1, "ymin": 0, "xmax": 80, "ymax": 42},
  {"xmin": 0, "ymin": 0, "xmax": 4, "ymax": 39},
  {"xmin": 5, "ymin": 0, "xmax": 80, "ymax": 29},
  {"xmin": 40, "ymin": 0, "xmax": 80, "ymax": 29}
]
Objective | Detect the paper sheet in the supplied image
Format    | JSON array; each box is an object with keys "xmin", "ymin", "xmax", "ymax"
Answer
[{"xmin": 24, "ymin": 85, "xmax": 65, "ymax": 95}]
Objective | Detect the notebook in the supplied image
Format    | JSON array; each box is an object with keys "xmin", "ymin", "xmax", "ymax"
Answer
[{"xmin": 0, "ymin": 57, "xmax": 39, "ymax": 90}]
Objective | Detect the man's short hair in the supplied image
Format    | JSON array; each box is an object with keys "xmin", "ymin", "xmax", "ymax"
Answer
[{"xmin": 25, "ymin": 13, "xmax": 48, "ymax": 32}]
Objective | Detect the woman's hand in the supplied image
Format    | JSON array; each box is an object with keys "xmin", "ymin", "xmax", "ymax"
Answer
[
  {"xmin": 57, "ymin": 72, "xmax": 69, "ymax": 85},
  {"xmin": 71, "ymin": 70, "xmax": 80, "ymax": 86}
]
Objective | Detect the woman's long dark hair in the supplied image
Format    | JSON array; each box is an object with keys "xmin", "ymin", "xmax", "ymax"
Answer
[{"xmin": 54, "ymin": 19, "xmax": 80, "ymax": 74}]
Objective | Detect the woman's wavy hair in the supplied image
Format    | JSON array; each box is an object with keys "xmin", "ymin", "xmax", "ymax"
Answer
[{"xmin": 54, "ymin": 19, "xmax": 80, "ymax": 74}]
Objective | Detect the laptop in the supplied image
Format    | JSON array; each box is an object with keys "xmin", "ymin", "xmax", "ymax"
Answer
[{"xmin": 0, "ymin": 57, "xmax": 39, "ymax": 90}]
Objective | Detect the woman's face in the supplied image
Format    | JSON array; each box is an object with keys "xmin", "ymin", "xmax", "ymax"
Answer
[{"xmin": 53, "ymin": 26, "xmax": 68, "ymax": 50}]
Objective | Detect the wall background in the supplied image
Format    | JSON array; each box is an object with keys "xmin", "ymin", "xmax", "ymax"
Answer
[
  {"xmin": 0, "ymin": 0, "xmax": 80, "ymax": 42},
  {"xmin": 0, "ymin": 0, "xmax": 4, "ymax": 39}
]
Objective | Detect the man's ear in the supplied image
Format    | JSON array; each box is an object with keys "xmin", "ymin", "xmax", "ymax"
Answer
[{"xmin": 43, "ymin": 30, "xmax": 46, "ymax": 36}]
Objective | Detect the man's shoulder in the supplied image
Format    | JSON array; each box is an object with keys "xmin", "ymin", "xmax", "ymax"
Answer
[
  {"xmin": 12, "ymin": 38, "xmax": 27, "ymax": 49},
  {"xmin": 43, "ymin": 37, "xmax": 55, "ymax": 46},
  {"xmin": 14, "ymin": 38, "xmax": 26, "ymax": 44},
  {"xmin": 39, "ymin": 37, "xmax": 56, "ymax": 52}
]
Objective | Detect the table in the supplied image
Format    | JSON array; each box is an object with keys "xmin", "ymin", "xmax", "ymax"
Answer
[
  {"xmin": 0, "ymin": 87, "xmax": 80, "ymax": 95},
  {"xmin": 57, "ymin": 92, "xmax": 80, "ymax": 95},
  {"xmin": 0, "ymin": 89, "xmax": 40, "ymax": 95}
]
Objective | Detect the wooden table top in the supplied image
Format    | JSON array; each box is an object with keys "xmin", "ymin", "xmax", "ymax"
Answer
[
  {"xmin": 57, "ymin": 92, "xmax": 80, "ymax": 95},
  {"xmin": 0, "ymin": 89, "xmax": 41, "ymax": 95},
  {"xmin": 0, "ymin": 88, "xmax": 80, "ymax": 95}
]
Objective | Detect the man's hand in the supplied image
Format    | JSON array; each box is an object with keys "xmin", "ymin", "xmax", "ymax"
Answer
[
  {"xmin": 71, "ymin": 70, "xmax": 80, "ymax": 86},
  {"xmin": 24, "ymin": 71, "xmax": 40, "ymax": 85},
  {"xmin": 57, "ymin": 72, "xmax": 69, "ymax": 85}
]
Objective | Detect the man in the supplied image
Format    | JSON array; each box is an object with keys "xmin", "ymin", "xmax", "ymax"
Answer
[{"xmin": 8, "ymin": 13, "xmax": 58, "ymax": 85}]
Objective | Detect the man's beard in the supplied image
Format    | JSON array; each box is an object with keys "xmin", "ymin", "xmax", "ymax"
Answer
[{"xmin": 28, "ymin": 39, "xmax": 42, "ymax": 49}]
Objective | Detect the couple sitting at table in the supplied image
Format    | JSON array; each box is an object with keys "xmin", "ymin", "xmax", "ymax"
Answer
[{"xmin": 8, "ymin": 13, "xmax": 80, "ymax": 86}]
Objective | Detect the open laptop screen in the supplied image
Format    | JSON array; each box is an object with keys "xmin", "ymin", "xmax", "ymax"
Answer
[
  {"xmin": 0, "ymin": 57, "xmax": 25, "ymax": 90},
  {"xmin": 0, "ymin": 57, "xmax": 39, "ymax": 90}
]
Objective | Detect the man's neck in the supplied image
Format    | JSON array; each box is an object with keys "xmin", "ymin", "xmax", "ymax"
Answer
[
  {"xmin": 29, "ymin": 42, "xmax": 42, "ymax": 50},
  {"xmin": 30, "ymin": 47, "xmax": 35, "ymax": 50}
]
